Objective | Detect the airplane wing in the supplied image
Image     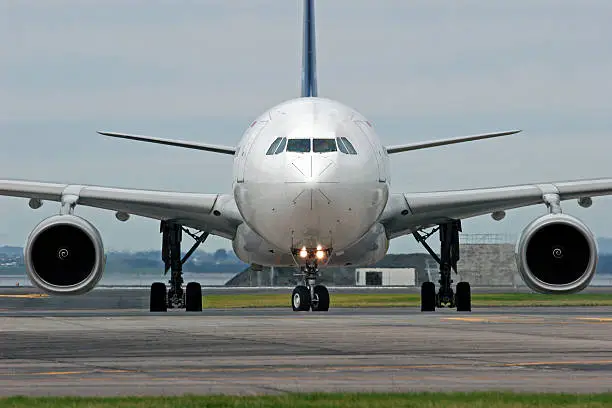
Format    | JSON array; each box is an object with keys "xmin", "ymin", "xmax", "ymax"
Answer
[
  {"xmin": 385, "ymin": 130, "xmax": 521, "ymax": 154},
  {"xmin": 0, "ymin": 180, "xmax": 242, "ymax": 239},
  {"xmin": 380, "ymin": 178, "xmax": 612, "ymax": 239},
  {"xmin": 98, "ymin": 131, "xmax": 236, "ymax": 155}
]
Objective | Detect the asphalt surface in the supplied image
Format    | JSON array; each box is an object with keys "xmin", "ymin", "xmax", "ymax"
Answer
[{"xmin": 2, "ymin": 287, "xmax": 612, "ymax": 396}]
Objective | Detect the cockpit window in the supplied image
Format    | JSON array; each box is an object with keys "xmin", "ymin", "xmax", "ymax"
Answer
[
  {"xmin": 274, "ymin": 137, "xmax": 287, "ymax": 154},
  {"xmin": 287, "ymin": 138, "xmax": 311, "ymax": 153},
  {"xmin": 313, "ymin": 139, "xmax": 337, "ymax": 153},
  {"xmin": 336, "ymin": 137, "xmax": 349, "ymax": 154},
  {"xmin": 336, "ymin": 137, "xmax": 357, "ymax": 154},
  {"xmin": 266, "ymin": 137, "xmax": 282, "ymax": 155},
  {"xmin": 341, "ymin": 137, "xmax": 357, "ymax": 154}
]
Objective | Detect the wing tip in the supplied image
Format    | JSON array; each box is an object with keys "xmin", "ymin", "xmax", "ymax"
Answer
[{"xmin": 97, "ymin": 130, "xmax": 117, "ymax": 137}]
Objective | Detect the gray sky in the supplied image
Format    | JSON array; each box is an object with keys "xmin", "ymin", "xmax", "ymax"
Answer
[{"xmin": 1, "ymin": 0, "xmax": 612, "ymax": 253}]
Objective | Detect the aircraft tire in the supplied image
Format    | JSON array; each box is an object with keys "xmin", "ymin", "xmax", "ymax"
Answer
[
  {"xmin": 185, "ymin": 282, "xmax": 203, "ymax": 312},
  {"xmin": 455, "ymin": 281, "xmax": 471, "ymax": 312},
  {"xmin": 420, "ymin": 281, "xmax": 436, "ymax": 312},
  {"xmin": 292, "ymin": 285, "xmax": 311, "ymax": 311},
  {"xmin": 150, "ymin": 282, "xmax": 167, "ymax": 312},
  {"xmin": 311, "ymin": 285, "xmax": 330, "ymax": 311}
]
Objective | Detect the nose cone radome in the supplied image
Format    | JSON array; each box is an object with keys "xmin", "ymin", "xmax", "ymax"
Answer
[{"xmin": 286, "ymin": 154, "xmax": 338, "ymax": 183}]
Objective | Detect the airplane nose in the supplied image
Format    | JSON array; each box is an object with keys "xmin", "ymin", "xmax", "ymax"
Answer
[{"xmin": 287, "ymin": 154, "xmax": 337, "ymax": 183}]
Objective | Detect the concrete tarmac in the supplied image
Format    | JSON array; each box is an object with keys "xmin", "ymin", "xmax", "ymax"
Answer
[{"xmin": 2, "ymin": 287, "xmax": 612, "ymax": 396}]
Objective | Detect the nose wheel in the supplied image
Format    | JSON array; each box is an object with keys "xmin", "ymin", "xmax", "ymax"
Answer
[
  {"xmin": 312, "ymin": 284, "xmax": 330, "ymax": 311},
  {"xmin": 292, "ymin": 285, "xmax": 310, "ymax": 311},
  {"xmin": 291, "ymin": 260, "xmax": 330, "ymax": 312}
]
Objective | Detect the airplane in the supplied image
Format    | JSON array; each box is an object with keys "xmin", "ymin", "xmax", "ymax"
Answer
[{"xmin": 1, "ymin": 0, "xmax": 609, "ymax": 313}]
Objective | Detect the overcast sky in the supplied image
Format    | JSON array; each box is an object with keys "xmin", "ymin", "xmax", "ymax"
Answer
[{"xmin": 1, "ymin": 0, "xmax": 611, "ymax": 253}]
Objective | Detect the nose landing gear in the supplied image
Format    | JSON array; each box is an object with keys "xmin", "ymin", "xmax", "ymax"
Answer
[{"xmin": 290, "ymin": 249, "xmax": 331, "ymax": 312}]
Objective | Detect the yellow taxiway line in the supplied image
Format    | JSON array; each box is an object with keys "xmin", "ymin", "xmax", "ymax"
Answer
[{"xmin": 0, "ymin": 294, "xmax": 48, "ymax": 299}]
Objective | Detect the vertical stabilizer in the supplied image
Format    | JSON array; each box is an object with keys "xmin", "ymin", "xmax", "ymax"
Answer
[{"xmin": 301, "ymin": 0, "xmax": 317, "ymax": 97}]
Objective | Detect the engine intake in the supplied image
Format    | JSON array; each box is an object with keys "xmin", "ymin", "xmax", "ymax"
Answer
[
  {"xmin": 515, "ymin": 213, "xmax": 597, "ymax": 294},
  {"xmin": 25, "ymin": 215, "xmax": 105, "ymax": 295}
]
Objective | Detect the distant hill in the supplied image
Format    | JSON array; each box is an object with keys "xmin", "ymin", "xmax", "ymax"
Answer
[
  {"xmin": 0, "ymin": 246, "xmax": 23, "ymax": 256},
  {"xmin": 598, "ymin": 238, "xmax": 612, "ymax": 255},
  {"xmin": 0, "ymin": 246, "xmax": 248, "ymax": 274},
  {"xmin": 104, "ymin": 249, "xmax": 248, "ymax": 273}
]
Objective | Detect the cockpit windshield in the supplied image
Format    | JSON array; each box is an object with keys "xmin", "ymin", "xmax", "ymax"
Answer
[
  {"xmin": 275, "ymin": 137, "xmax": 287, "ymax": 154},
  {"xmin": 266, "ymin": 137, "xmax": 287, "ymax": 155},
  {"xmin": 313, "ymin": 139, "xmax": 337, "ymax": 153},
  {"xmin": 266, "ymin": 137, "xmax": 283, "ymax": 155},
  {"xmin": 287, "ymin": 138, "xmax": 311, "ymax": 153},
  {"xmin": 267, "ymin": 137, "xmax": 356, "ymax": 155},
  {"xmin": 337, "ymin": 137, "xmax": 357, "ymax": 155}
]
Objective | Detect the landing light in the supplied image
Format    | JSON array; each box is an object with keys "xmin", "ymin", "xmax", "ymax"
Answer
[
  {"xmin": 315, "ymin": 250, "xmax": 326, "ymax": 260},
  {"xmin": 299, "ymin": 247, "xmax": 308, "ymax": 258}
]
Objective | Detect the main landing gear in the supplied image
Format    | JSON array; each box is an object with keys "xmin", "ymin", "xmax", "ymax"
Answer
[
  {"xmin": 413, "ymin": 220, "xmax": 471, "ymax": 312},
  {"xmin": 290, "ymin": 247, "xmax": 330, "ymax": 312},
  {"xmin": 149, "ymin": 221, "xmax": 209, "ymax": 312}
]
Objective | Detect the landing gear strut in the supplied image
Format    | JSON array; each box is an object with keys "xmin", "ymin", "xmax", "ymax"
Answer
[
  {"xmin": 164, "ymin": 222, "xmax": 184, "ymax": 309},
  {"xmin": 291, "ymin": 258, "xmax": 330, "ymax": 312},
  {"xmin": 413, "ymin": 220, "xmax": 471, "ymax": 312},
  {"xmin": 149, "ymin": 221, "xmax": 209, "ymax": 312}
]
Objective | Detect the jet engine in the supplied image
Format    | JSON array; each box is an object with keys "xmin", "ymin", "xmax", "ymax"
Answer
[
  {"xmin": 24, "ymin": 215, "xmax": 106, "ymax": 295},
  {"xmin": 515, "ymin": 213, "xmax": 597, "ymax": 294}
]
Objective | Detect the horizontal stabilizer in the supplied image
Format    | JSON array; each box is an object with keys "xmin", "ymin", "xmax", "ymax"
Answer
[
  {"xmin": 98, "ymin": 131, "xmax": 236, "ymax": 155},
  {"xmin": 385, "ymin": 129, "xmax": 521, "ymax": 154}
]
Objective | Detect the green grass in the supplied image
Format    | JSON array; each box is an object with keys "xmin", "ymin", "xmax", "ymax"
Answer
[
  {"xmin": 201, "ymin": 292, "xmax": 612, "ymax": 309},
  {"xmin": 3, "ymin": 393, "xmax": 612, "ymax": 408}
]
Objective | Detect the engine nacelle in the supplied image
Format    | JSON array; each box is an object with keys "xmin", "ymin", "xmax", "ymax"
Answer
[
  {"xmin": 24, "ymin": 215, "xmax": 106, "ymax": 295},
  {"xmin": 515, "ymin": 213, "xmax": 597, "ymax": 294}
]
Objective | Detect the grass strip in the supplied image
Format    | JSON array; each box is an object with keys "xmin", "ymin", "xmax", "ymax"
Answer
[
  {"xmin": 3, "ymin": 392, "xmax": 612, "ymax": 408},
  {"xmin": 201, "ymin": 292, "xmax": 612, "ymax": 308}
]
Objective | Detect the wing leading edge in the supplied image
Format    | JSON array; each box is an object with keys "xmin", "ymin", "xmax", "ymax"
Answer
[
  {"xmin": 0, "ymin": 180, "xmax": 242, "ymax": 239},
  {"xmin": 381, "ymin": 178, "xmax": 612, "ymax": 239},
  {"xmin": 385, "ymin": 130, "xmax": 521, "ymax": 154},
  {"xmin": 98, "ymin": 131, "xmax": 236, "ymax": 155}
]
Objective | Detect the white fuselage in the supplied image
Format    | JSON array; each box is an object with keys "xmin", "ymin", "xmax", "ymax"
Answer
[{"xmin": 232, "ymin": 97, "xmax": 391, "ymax": 267}]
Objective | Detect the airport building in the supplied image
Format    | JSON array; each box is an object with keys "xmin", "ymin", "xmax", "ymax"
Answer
[
  {"xmin": 454, "ymin": 234, "xmax": 522, "ymax": 287},
  {"xmin": 355, "ymin": 268, "xmax": 416, "ymax": 286}
]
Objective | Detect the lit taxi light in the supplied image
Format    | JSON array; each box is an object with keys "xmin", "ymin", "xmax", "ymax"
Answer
[
  {"xmin": 299, "ymin": 247, "xmax": 308, "ymax": 258},
  {"xmin": 315, "ymin": 250, "xmax": 326, "ymax": 260}
]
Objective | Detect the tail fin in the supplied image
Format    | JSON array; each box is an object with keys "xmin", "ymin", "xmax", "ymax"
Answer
[{"xmin": 301, "ymin": 0, "xmax": 317, "ymax": 97}]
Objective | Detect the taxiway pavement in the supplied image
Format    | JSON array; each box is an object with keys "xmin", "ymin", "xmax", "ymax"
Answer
[{"xmin": 2, "ymin": 287, "xmax": 612, "ymax": 396}]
